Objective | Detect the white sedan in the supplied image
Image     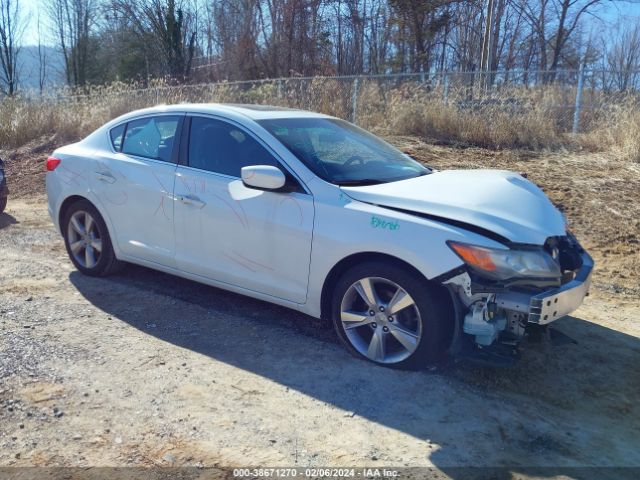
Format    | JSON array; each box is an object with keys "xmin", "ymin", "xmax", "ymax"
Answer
[{"xmin": 46, "ymin": 104, "xmax": 593, "ymax": 368}]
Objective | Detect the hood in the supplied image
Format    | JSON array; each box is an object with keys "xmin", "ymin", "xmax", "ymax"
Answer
[{"xmin": 341, "ymin": 170, "xmax": 566, "ymax": 245}]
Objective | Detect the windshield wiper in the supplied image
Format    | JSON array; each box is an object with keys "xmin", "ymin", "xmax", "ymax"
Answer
[
  {"xmin": 337, "ymin": 172, "xmax": 429, "ymax": 186},
  {"xmin": 336, "ymin": 179, "xmax": 386, "ymax": 186}
]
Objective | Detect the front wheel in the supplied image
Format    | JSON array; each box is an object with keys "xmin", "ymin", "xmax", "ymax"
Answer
[
  {"xmin": 62, "ymin": 200, "xmax": 123, "ymax": 276},
  {"xmin": 331, "ymin": 261, "xmax": 452, "ymax": 369}
]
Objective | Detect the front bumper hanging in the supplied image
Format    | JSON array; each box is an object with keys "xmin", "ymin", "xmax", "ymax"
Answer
[{"xmin": 494, "ymin": 250, "xmax": 594, "ymax": 325}]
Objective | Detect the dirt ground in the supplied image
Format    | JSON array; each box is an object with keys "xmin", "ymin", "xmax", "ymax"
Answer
[{"xmin": 1, "ymin": 139, "xmax": 639, "ymax": 478}]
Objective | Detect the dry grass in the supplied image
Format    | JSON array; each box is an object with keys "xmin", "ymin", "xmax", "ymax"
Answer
[{"xmin": 2, "ymin": 77, "xmax": 640, "ymax": 158}]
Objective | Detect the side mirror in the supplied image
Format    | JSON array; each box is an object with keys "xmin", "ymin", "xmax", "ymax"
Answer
[{"xmin": 241, "ymin": 165, "xmax": 286, "ymax": 191}]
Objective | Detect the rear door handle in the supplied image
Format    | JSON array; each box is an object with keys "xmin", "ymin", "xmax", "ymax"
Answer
[
  {"xmin": 96, "ymin": 171, "xmax": 116, "ymax": 183},
  {"xmin": 178, "ymin": 194, "xmax": 206, "ymax": 209}
]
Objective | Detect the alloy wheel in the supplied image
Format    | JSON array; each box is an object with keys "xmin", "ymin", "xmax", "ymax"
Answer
[
  {"xmin": 340, "ymin": 277, "xmax": 422, "ymax": 364},
  {"xmin": 67, "ymin": 210, "xmax": 102, "ymax": 269}
]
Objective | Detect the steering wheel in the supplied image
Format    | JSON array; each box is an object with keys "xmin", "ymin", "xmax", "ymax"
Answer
[{"xmin": 345, "ymin": 155, "xmax": 365, "ymax": 167}]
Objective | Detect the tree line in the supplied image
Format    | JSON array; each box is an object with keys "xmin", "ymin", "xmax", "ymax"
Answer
[{"xmin": 1, "ymin": 0, "xmax": 640, "ymax": 94}]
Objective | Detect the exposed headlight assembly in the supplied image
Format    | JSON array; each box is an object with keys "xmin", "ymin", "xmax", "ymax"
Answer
[{"xmin": 448, "ymin": 241, "xmax": 561, "ymax": 281}]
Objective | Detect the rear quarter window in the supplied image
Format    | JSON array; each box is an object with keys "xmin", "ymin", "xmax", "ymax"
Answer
[
  {"xmin": 122, "ymin": 116, "xmax": 180, "ymax": 162},
  {"xmin": 110, "ymin": 124, "xmax": 126, "ymax": 152}
]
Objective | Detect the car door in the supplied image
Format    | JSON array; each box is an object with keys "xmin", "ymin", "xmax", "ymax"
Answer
[
  {"xmin": 173, "ymin": 115, "xmax": 314, "ymax": 303},
  {"xmin": 90, "ymin": 114, "xmax": 183, "ymax": 266}
]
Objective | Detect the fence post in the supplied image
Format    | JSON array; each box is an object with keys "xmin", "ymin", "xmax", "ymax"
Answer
[
  {"xmin": 443, "ymin": 72, "xmax": 449, "ymax": 106},
  {"xmin": 572, "ymin": 63, "xmax": 585, "ymax": 134},
  {"xmin": 351, "ymin": 77, "xmax": 359, "ymax": 124}
]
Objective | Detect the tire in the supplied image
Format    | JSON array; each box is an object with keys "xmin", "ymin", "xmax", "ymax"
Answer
[
  {"xmin": 331, "ymin": 261, "xmax": 452, "ymax": 369},
  {"xmin": 62, "ymin": 199, "xmax": 124, "ymax": 276},
  {"xmin": 0, "ymin": 196, "xmax": 6, "ymax": 214}
]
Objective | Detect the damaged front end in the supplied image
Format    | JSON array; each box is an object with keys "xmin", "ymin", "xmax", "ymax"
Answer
[{"xmin": 442, "ymin": 233, "xmax": 593, "ymax": 366}]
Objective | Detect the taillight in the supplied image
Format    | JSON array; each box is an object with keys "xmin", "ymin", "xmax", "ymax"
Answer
[{"xmin": 46, "ymin": 156, "xmax": 61, "ymax": 171}]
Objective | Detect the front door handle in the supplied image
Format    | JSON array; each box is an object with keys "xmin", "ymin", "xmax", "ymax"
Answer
[
  {"xmin": 96, "ymin": 171, "xmax": 116, "ymax": 184},
  {"xmin": 178, "ymin": 194, "xmax": 206, "ymax": 209}
]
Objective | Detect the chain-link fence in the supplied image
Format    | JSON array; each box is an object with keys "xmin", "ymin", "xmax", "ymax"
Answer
[{"xmin": 6, "ymin": 69, "xmax": 640, "ymax": 151}]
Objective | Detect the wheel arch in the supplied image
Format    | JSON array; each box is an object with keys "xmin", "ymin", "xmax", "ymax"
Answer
[
  {"xmin": 320, "ymin": 251, "xmax": 457, "ymax": 359},
  {"xmin": 58, "ymin": 194, "xmax": 92, "ymax": 230},
  {"xmin": 58, "ymin": 194, "xmax": 119, "ymax": 255},
  {"xmin": 320, "ymin": 251, "xmax": 451, "ymax": 319}
]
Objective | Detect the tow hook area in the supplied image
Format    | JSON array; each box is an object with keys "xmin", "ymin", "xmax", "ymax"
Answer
[
  {"xmin": 454, "ymin": 322, "xmax": 579, "ymax": 368},
  {"xmin": 463, "ymin": 301, "xmax": 505, "ymax": 346},
  {"xmin": 445, "ymin": 297, "xmax": 519, "ymax": 367},
  {"xmin": 452, "ymin": 295, "xmax": 578, "ymax": 367},
  {"xmin": 444, "ymin": 269, "xmax": 582, "ymax": 367}
]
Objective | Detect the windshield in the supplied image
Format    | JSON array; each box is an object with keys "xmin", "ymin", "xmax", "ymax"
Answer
[{"xmin": 258, "ymin": 118, "xmax": 430, "ymax": 185}]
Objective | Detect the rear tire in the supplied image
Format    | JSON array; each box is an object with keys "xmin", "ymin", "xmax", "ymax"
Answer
[
  {"xmin": 62, "ymin": 199, "xmax": 124, "ymax": 276},
  {"xmin": 331, "ymin": 261, "xmax": 452, "ymax": 369}
]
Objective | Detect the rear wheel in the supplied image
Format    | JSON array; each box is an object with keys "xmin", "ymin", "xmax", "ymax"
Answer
[
  {"xmin": 62, "ymin": 200, "xmax": 123, "ymax": 276},
  {"xmin": 332, "ymin": 261, "xmax": 451, "ymax": 369}
]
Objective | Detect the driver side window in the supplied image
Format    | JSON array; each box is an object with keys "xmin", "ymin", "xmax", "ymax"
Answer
[
  {"xmin": 187, "ymin": 117, "xmax": 279, "ymax": 176},
  {"xmin": 121, "ymin": 116, "xmax": 180, "ymax": 162}
]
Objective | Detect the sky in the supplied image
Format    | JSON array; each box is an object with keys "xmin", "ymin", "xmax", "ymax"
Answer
[{"xmin": 16, "ymin": 0, "xmax": 640, "ymax": 47}]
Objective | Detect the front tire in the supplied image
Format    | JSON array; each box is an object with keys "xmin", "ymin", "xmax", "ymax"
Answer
[
  {"xmin": 331, "ymin": 261, "xmax": 452, "ymax": 369},
  {"xmin": 62, "ymin": 200, "xmax": 123, "ymax": 276}
]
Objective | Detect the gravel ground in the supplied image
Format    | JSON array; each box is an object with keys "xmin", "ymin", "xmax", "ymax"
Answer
[
  {"xmin": 1, "ymin": 142, "xmax": 639, "ymax": 479},
  {"xmin": 1, "ymin": 196, "xmax": 639, "ymax": 477}
]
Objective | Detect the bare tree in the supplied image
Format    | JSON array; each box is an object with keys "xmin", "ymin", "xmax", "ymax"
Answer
[
  {"xmin": 37, "ymin": 11, "xmax": 48, "ymax": 94},
  {"xmin": 548, "ymin": 0, "xmax": 607, "ymax": 74},
  {"xmin": 513, "ymin": 0, "xmax": 551, "ymax": 73},
  {"xmin": 46, "ymin": 0, "xmax": 98, "ymax": 88},
  {"xmin": 110, "ymin": 0, "xmax": 197, "ymax": 81},
  {"xmin": 389, "ymin": 0, "xmax": 453, "ymax": 73},
  {"xmin": 449, "ymin": 1, "xmax": 483, "ymax": 71},
  {"xmin": 17, "ymin": 0, "xmax": 640, "ymax": 86},
  {"xmin": 0, "ymin": 0, "xmax": 25, "ymax": 95},
  {"xmin": 606, "ymin": 20, "xmax": 640, "ymax": 90}
]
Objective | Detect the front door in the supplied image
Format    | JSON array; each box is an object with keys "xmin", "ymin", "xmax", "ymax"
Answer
[{"xmin": 174, "ymin": 116, "xmax": 314, "ymax": 303}]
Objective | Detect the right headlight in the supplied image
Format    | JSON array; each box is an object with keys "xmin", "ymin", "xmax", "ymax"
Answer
[{"xmin": 447, "ymin": 241, "xmax": 561, "ymax": 281}]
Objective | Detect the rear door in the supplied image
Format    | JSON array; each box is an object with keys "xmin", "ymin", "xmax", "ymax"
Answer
[
  {"xmin": 90, "ymin": 114, "xmax": 183, "ymax": 266},
  {"xmin": 173, "ymin": 115, "xmax": 314, "ymax": 303}
]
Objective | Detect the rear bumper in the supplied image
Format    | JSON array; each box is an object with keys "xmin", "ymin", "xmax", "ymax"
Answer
[
  {"xmin": 45, "ymin": 172, "xmax": 62, "ymax": 234},
  {"xmin": 495, "ymin": 250, "xmax": 594, "ymax": 325}
]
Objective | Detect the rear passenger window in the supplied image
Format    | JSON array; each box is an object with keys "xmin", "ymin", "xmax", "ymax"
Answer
[
  {"xmin": 110, "ymin": 124, "xmax": 125, "ymax": 151},
  {"xmin": 122, "ymin": 116, "xmax": 180, "ymax": 162}
]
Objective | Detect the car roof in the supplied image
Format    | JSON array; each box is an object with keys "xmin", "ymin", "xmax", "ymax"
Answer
[{"xmin": 116, "ymin": 103, "xmax": 333, "ymax": 121}]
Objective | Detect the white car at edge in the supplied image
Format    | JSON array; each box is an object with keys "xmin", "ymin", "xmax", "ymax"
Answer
[{"xmin": 46, "ymin": 104, "xmax": 593, "ymax": 368}]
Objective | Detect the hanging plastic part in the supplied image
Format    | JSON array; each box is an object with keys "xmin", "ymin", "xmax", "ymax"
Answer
[{"xmin": 463, "ymin": 300, "xmax": 507, "ymax": 346}]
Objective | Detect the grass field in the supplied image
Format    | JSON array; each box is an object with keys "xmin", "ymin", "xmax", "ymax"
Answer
[{"xmin": 2, "ymin": 78, "xmax": 640, "ymax": 158}]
